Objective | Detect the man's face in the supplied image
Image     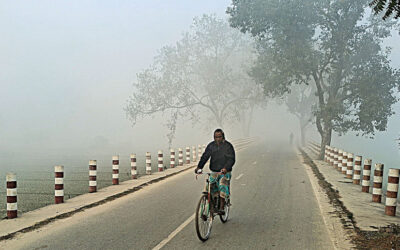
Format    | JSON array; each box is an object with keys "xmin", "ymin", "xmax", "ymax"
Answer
[{"xmin": 214, "ymin": 131, "xmax": 223, "ymax": 145}]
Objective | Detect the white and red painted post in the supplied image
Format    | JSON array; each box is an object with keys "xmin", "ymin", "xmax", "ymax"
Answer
[
  {"xmin": 192, "ymin": 146, "xmax": 196, "ymax": 162},
  {"xmin": 198, "ymin": 145, "xmax": 202, "ymax": 159},
  {"xmin": 353, "ymin": 156, "xmax": 362, "ymax": 185},
  {"xmin": 329, "ymin": 147, "xmax": 334, "ymax": 166},
  {"xmin": 131, "ymin": 154, "xmax": 137, "ymax": 179},
  {"xmin": 346, "ymin": 153, "xmax": 353, "ymax": 179},
  {"xmin": 186, "ymin": 147, "xmax": 190, "ymax": 164},
  {"xmin": 325, "ymin": 146, "xmax": 331, "ymax": 164},
  {"xmin": 337, "ymin": 150, "xmax": 343, "ymax": 172},
  {"xmin": 89, "ymin": 160, "xmax": 97, "ymax": 193},
  {"xmin": 146, "ymin": 152, "xmax": 152, "ymax": 174},
  {"xmin": 341, "ymin": 152, "xmax": 348, "ymax": 175},
  {"xmin": 362, "ymin": 159, "xmax": 372, "ymax": 193},
  {"xmin": 112, "ymin": 156, "xmax": 119, "ymax": 185},
  {"xmin": 6, "ymin": 173, "xmax": 17, "ymax": 219},
  {"xmin": 178, "ymin": 148, "xmax": 183, "ymax": 166},
  {"xmin": 333, "ymin": 148, "xmax": 339, "ymax": 170},
  {"xmin": 372, "ymin": 163, "xmax": 384, "ymax": 203},
  {"xmin": 55, "ymin": 165, "xmax": 64, "ymax": 204},
  {"xmin": 158, "ymin": 150, "xmax": 164, "ymax": 172},
  {"xmin": 170, "ymin": 149, "xmax": 175, "ymax": 168},
  {"xmin": 385, "ymin": 168, "xmax": 399, "ymax": 216},
  {"xmin": 324, "ymin": 145, "xmax": 328, "ymax": 162}
]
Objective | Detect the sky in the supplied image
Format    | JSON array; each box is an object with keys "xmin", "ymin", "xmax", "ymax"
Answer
[
  {"xmin": 0, "ymin": 0, "xmax": 399, "ymax": 171},
  {"xmin": 0, "ymin": 0, "xmax": 233, "ymax": 169}
]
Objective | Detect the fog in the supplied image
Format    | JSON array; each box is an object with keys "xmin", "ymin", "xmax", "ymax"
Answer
[{"xmin": 1, "ymin": 1, "xmax": 400, "ymax": 172}]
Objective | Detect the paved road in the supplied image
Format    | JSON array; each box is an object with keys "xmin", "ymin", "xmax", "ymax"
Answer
[{"xmin": 1, "ymin": 141, "xmax": 334, "ymax": 250}]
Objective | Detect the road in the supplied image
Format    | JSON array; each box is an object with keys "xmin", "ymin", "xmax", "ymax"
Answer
[{"xmin": 0, "ymin": 140, "xmax": 334, "ymax": 250}]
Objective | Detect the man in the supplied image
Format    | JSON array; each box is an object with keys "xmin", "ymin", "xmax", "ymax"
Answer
[{"xmin": 195, "ymin": 128, "xmax": 235, "ymax": 215}]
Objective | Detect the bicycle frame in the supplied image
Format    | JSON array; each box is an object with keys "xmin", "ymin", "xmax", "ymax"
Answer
[{"xmin": 196, "ymin": 171, "xmax": 221, "ymax": 216}]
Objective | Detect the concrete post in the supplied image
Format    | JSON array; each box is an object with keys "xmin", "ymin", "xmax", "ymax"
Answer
[
  {"xmin": 89, "ymin": 160, "xmax": 97, "ymax": 193},
  {"xmin": 329, "ymin": 147, "xmax": 334, "ymax": 166},
  {"xmin": 333, "ymin": 148, "xmax": 339, "ymax": 169},
  {"xmin": 6, "ymin": 173, "xmax": 17, "ymax": 219},
  {"xmin": 326, "ymin": 146, "xmax": 331, "ymax": 164},
  {"xmin": 55, "ymin": 165, "xmax": 64, "ymax": 204},
  {"xmin": 185, "ymin": 147, "xmax": 190, "ymax": 164},
  {"xmin": 198, "ymin": 145, "xmax": 202, "ymax": 159},
  {"xmin": 346, "ymin": 153, "xmax": 353, "ymax": 179},
  {"xmin": 385, "ymin": 168, "xmax": 399, "ymax": 216},
  {"xmin": 146, "ymin": 152, "xmax": 152, "ymax": 174},
  {"xmin": 112, "ymin": 156, "xmax": 119, "ymax": 185},
  {"xmin": 337, "ymin": 150, "xmax": 343, "ymax": 172},
  {"xmin": 178, "ymin": 148, "xmax": 183, "ymax": 166},
  {"xmin": 170, "ymin": 149, "xmax": 175, "ymax": 168},
  {"xmin": 192, "ymin": 146, "xmax": 196, "ymax": 162},
  {"xmin": 372, "ymin": 163, "xmax": 384, "ymax": 203},
  {"xmin": 158, "ymin": 150, "xmax": 163, "ymax": 172},
  {"xmin": 353, "ymin": 156, "xmax": 362, "ymax": 185},
  {"xmin": 131, "ymin": 154, "xmax": 137, "ymax": 179},
  {"xmin": 341, "ymin": 152, "xmax": 348, "ymax": 175},
  {"xmin": 362, "ymin": 159, "xmax": 372, "ymax": 193}
]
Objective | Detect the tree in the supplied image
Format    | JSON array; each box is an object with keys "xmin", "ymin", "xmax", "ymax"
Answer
[
  {"xmin": 125, "ymin": 15, "xmax": 265, "ymax": 146},
  {"xmin": 228, "ymin": 0, "xmax": 400, "ymax": 158},
  {"xmin": 370, "ymin": 0, "xmax": 400, "ymax": 20},
  {"xmin": 285, "ymin": 85, "xmax": 317, "ymax": 147}
]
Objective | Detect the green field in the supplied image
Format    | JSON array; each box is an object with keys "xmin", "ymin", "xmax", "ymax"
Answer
[{"xmin": 0, "ymin": 158, "xmax": 170, "ymax": 219}]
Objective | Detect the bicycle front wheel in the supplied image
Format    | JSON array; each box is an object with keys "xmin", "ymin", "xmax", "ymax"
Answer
[
  {"xmin": 195, "ymin": 194, "xmax": 213, "ymax": 241},
  {"xmin": 219, "ymin": 198, "xmax": 230, "ymax": 223}
]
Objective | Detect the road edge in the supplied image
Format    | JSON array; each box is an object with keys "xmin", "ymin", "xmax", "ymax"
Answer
[{"xmin": 296, "ymin": 147, "xmax": 357, "ymax": 249}]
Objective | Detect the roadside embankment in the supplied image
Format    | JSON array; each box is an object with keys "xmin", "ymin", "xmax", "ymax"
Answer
[{"xmin": 302, "ymin": 144, "xmax": 400, "ymax": 249}]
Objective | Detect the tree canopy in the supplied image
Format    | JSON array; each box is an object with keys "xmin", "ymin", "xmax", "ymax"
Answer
[
  {"xmin": 125, "ymin": 15, "xmax": 265, "ymax": 145},
  {"xmin": 370, "ymin": 0, "xmax": 400, "ymax": 20},
  {"xmin": 228, "ymin": 0, "xmax": 400, "ymax": 157}
]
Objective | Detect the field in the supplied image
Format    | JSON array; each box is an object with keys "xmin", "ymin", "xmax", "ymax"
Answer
[{"xmin": 0, "ymin": 156, "xmax": 172, "ymax": 219}]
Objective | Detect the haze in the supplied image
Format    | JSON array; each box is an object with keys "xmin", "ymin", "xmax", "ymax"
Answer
[{"xmin": 1, "ymin": 1, "xmax": 399, "ymax": 172}]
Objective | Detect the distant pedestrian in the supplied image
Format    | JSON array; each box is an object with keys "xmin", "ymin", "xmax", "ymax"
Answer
[{"xmin": 289, "ymin": 132, "xmax": 294, "ymax": 145}]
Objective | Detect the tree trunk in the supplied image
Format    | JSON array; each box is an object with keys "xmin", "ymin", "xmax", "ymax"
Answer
[{"xmin": 319, "ymin": 124, "xmax": 332, "ymax": 160}]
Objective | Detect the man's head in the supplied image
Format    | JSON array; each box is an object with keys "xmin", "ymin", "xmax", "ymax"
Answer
[{"xmin": 214, "ymin": 128, "xmax": 225, "ymax": 145}]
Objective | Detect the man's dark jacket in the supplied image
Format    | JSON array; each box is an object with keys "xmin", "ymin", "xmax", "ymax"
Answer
[{"xmin": 197, "ymin": 140, "xmax": 235, "ymax": 172}]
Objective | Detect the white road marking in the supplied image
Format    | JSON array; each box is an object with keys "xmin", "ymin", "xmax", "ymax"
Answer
[
  {"xmin": 253, "ymin": 161, "xmax": 257, "ymax": 165},
  {"xmin": 152, "ymin": 213, "xmax": 195, "ymax": 250},
  {"xmin": 235, "ymin": 173, "xmax": 244, "ymax": 180},
  {"xmin": 241, "ymin": 183, "xmax": 246, "ymax": 186}
]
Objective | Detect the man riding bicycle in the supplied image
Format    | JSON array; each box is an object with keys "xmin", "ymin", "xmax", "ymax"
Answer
[{"xmin": 195, "ymin": 128, "xmax": 235, "ymax": 215}]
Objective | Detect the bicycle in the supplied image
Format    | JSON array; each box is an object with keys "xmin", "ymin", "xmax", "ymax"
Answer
[{"xmin": 195, "ymin": 170, "xmax": 230, "ymax": 242}]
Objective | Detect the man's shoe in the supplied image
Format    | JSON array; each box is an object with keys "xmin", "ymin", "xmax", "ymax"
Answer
[{"xmin": 218, "ymin": 210, "xmax": 225, "ymax": 216}]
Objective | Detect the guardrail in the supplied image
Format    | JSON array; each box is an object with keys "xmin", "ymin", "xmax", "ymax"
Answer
[{"xmin": 307, "ymin": 142, "xmax": 399, "ymax": 217}]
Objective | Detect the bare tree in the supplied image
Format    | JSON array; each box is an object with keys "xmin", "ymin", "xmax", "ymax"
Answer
[{"xmin": 125, "ymin": 15, "xmax": 266, "ymax": 146}]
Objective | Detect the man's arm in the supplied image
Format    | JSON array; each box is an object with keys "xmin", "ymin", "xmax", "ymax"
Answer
[
  {"xmin": 197, "ymin": 143, "xmax": 212, "ymax": 169},
  {"xmin": 224, "ymin": 143, "xmax": 235, "ymax": 172}
]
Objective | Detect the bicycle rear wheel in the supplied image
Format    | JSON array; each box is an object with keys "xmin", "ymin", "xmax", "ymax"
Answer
[
  {"xmin": 219, "ymin": 198, "xmax": 230, "ymax": 223},
  {"xmin": 195, "ymin": 194, "xmax": 213, "ymax": 241}
]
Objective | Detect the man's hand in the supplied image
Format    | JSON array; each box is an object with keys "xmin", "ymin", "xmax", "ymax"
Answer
[{"xmin": 221, "ymin": 168, "xmax": 227, "ymax": 174}]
